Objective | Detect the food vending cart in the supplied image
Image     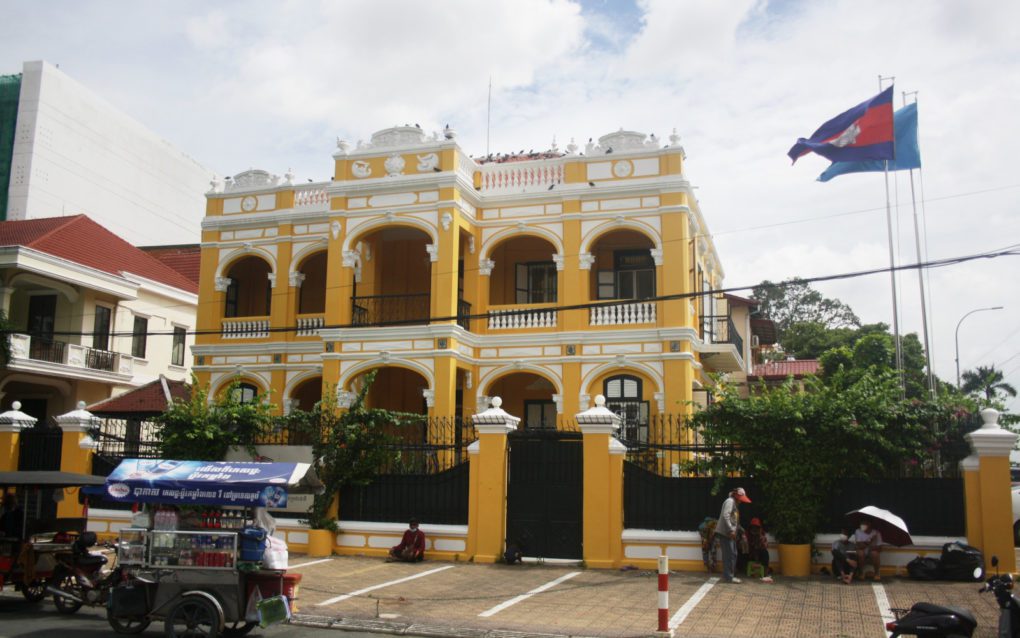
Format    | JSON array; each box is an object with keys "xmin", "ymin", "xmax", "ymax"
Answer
[{"xmin": 101, "ymin": 459, "xmax": 323, "ymax": 637}]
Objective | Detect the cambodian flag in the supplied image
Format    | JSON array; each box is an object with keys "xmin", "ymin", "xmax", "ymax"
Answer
[{"xmin": 787, "ymin": 85, "xmax": 895, "ymax": 164}]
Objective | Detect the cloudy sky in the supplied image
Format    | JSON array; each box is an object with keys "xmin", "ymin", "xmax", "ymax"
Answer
[{"xmin": 3, "ymin": 0, "xmax": 1019, "ymax": 411}]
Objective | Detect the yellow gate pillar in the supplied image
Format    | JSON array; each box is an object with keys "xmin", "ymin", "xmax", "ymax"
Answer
[
  {"xmin": 54, "ymin": 401, "xmax": 101, "ymax": 519},
  {"xmin": 468, "ymin": 397, "xmax": 519, "ymax": 563},
  {"xmin": 0, "ymin": 401, "xmax": 37, "ymax": 472},
  {"xmin": 577, "ymin": 395, "xmax": 626, "ymax": 568},
  {"xmin": 962, "ymin": 407, "xmax": 1017, "ymax": 572}
]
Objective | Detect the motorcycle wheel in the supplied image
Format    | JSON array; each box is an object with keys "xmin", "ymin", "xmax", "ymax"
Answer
[
  {"xmin": 222, "ymin": 621, "xmax": 257, "ymax": 637},
  {"xmin": 21, "ymin": 580, "xmax": 47, "ymax": 603},
  {"xmin": 107, "ymin": 608, "xmax": 152, "ymax": 635},
  {"xmin": 52, "ymin": 575, "xmax": 85, "ymax": 614}
]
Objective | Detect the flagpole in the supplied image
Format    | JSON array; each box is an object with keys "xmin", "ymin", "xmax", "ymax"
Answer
[
  {"xmin": 879, "ymin": 74, "xmax": 904, "ymax": 393},
  {"xmin": 903, "ymin": 90, "xmax": 934, "ymax": 397}
]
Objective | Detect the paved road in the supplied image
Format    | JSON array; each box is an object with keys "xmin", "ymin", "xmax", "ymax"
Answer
[{"xmin": 0, "ymin": 597, "xmax": 377, "ymax": 638}]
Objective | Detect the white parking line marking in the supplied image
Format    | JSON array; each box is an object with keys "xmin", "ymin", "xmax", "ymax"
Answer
[
  {"xmin": 669, "ymin": 577, "xmax": 718, "ymax": 629},
  {"xmin": 872, "ymin": 582, "xmax": 894, "ymax": 637},
  {"xmin": 288, "ymin": 558, "xmax": 333, "ymax": 569},
  {"xmin": 316, "ymin": 565, "xmax": 454, "ymax": 606},
  {"xmin": 478, "ymin": 571, "xmax": 582, "ymax": 618}
]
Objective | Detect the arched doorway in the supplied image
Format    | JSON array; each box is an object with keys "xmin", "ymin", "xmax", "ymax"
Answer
[
  {"xmin": 588, "ymin": 230, "xmax": 656, "ymax": 302},
  {"xmin": 224, "ymin": 256, "xmax": 273, "ymax": 318},
  {"xmin": 350, "ymin": 227, "xmax": 433, "ymax": 326},
  {"xmin": 296, "ymin": 252, "xmax": 327, "ymax": 315},
  {"xmin": 487, "ymin": 236, "xmax": 559, "ymax": 306},
  {"xmin": 290, "ymin": 376, "xmax": 323, "ymax": 412},
  {"xmin": 353, "ymin": 366, "xmax": 429, "ymax": 414},
  {"xmin": 485, "ymin": 372, "xmax": 557, "ymax": 430}
]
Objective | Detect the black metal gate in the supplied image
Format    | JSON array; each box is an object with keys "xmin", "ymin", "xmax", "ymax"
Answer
[
  {"xmin": 18, "ymin": 422, "xmax": 63, "ymax": 520},
  {"xmin": 506, "ymin": 430, "xmax": 583, "ymax": 560}
]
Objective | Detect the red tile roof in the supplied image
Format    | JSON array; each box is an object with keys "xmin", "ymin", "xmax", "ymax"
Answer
[
  {"xmin": 88, "ymin": 377, "xmax": 191, "ymax": 415},
  {"xmin": 140, "ymin": 245, "xmax": 202, "ymax": 286},
  {"xmin": 750, "ymin": 359, "xmax": 820, "ymax": 379},
  {"xmin": 0, "ymin": 215, "xmax": 198, "ymax": 293}
]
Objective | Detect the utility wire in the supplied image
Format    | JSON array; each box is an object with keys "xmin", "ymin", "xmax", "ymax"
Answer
[{"xmin": 10, "ymin": 244, "xmax": 1019, "ymax": 340}]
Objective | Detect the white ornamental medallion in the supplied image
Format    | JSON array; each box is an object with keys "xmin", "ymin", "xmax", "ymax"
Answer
[
  {"xmin": 384, "ymin": 153, "xmax": 406, "ymax": 176},
  {"xmin": 352, "ymin": 160, "xmax": 372, "ymax": 178},
  {"xmin": 612, "ymin": 160, "xmax": 634, "ymax": 178}
]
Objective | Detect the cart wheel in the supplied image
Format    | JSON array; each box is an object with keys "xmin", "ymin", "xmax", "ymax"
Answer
[
  {"xmin": 164, "ymin": 596, "xmax": 222, "ymax": 638},
  {"xmin": 52, "ymin": 575, "xmax": 84, "ymax": 614},
  {"xmin": 21, "ymin": 580, "xmax": 47, "ymax": 603},
  {"xmin": 222, "ymin": 621, "xmax": 257, "ymax": 637},
  {"xmin": 107, "ymin": 608, "xmax": 152, "ymax": 635}
]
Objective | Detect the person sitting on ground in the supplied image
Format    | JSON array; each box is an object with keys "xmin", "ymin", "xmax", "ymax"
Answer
[
  {"xmin": 853, "ymin": 519, "xmax": 883, "ymax": 581},
  {"xmin": 388, "ymin": 518, "xmax": 426, "ymax": 562},
  {"xmin": 697, "ymin": 516, "xmax": 719, "ymax": 573},
  {"xmin": 746, "ymin": 518, "xmax": 772, "ymax": 577},
  {"xmin": 832, "ymin": 527, "xmax": 859, "ymax": 584}
]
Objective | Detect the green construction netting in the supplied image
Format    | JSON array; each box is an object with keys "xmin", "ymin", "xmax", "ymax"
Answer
[{"xmin": 0, "ymin": 73, "xmax": 22, "ymax": 221}]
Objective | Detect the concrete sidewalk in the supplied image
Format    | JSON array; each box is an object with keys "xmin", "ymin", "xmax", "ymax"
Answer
[{"xmin": 286, "ymin": 554, "xmax": 1005, "ymax": 637}]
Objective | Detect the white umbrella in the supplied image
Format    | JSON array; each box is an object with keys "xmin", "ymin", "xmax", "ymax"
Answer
[{"xmin": 845, "ymin": 505, "xmax": 913, "ymax": 547}]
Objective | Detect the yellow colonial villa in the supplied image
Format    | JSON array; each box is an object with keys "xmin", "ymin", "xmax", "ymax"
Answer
[{"xmin": 193, "ymin": 125, "xmax": 755, "ymax": 426}]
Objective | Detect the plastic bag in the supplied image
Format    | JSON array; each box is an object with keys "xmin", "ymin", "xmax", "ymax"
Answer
[
  {"xmin": 245, "ymin": 586, "xmax": 263, "ymax": 623},
  {"xmin": 257, "ymin": 595, "xmax": 291, "ymax": 628},
  {"xmin": 263, "ymin": 535, "xmax": 288, "ymax": 570}
]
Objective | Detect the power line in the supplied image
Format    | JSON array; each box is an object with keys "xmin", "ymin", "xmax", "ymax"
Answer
[{"xmin": 10, "ymin": 243, "xmax": 1019, "ymax": 340}]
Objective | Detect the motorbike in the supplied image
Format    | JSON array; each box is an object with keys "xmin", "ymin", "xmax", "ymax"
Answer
[
  {"xmin": 47, "ymin": 532, "xmax": 136, "ymax": 619},
  {"xmin": 886, "ymin": 555, "xmax": 1019, "ymax": 638}
]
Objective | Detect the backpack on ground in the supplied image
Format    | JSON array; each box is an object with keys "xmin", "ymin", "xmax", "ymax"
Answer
[
  {"xmin": 938, "ymin": 541, "xmax": 984, "ymax": 581},
  {"xmin": 906, "ymin": 555, "xmax": 941, "ymax": 580}
]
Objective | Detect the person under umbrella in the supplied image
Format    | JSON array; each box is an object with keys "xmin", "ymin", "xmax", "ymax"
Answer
[{"xmin": 845, "ymin": 506, "xmax": 914, "ymax": 581}]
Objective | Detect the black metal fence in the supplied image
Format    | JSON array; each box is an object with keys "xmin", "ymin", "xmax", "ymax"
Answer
[
  {"xmin": 351, "ymin": 293, "xmax": 430, "ymax": 326},
  {"xmin": 339, "ymin": 415, "xmax": 476, "ymax": 525},
  {"xmin": 621, "ymin": 412, "xmax": 967, "ymax": 536},
  {"xmin": 93, "ymin": 418, "xmax": 162, "ymax": 459}
]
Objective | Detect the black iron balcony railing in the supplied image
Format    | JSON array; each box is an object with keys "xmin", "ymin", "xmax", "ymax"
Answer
[
  {"xmin": 29, "ymin": 338, "xmax": 66, "ymax": 363},
  {"xmin": 725, "ymin": 317, "xmax": 744, "ymax": 355},
  {"xmin": 351, "ymin": 293, "xmax": 431, "ymax": 326},
  {"xmin": 457, "ymin": 299, "xmax": 471, "ymax": 331},
  {"xmin": 701, "ymin": 315, "xmax": 744, "ymax": 356},
  {"xmin": 85, "ymin": 347, "xmax": 116, "ymax": 372}
]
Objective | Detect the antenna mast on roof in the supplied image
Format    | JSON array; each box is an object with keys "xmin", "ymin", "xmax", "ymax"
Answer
[{"xmin": 486, "ymin": 76, "xmax": 492, "ymax": 157}]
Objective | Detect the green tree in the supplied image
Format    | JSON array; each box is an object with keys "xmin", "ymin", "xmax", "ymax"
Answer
[
  {"xmin": 293, "ymin": 372, "xmax": 406, "ymax": 531},
  {"xmin": 961, "ymin": 365, "xmax": 1018, "ymax": 405},
  {"xmin": 156, "ymin": 377, "xmax": 276, "ymax": 461},
  {"xmin": 693, "ymin": 369, "xmax": 936, "ymax": 544},
  {"xmin": 752, "ymin": 278, "xmax": 860, "ymax": 336}
]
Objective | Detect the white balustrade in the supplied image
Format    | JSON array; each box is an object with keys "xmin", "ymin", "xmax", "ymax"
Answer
[
  {"xmin": 221, "ymin": 319, "xmax": 271, "ymax": 339},
  {"xmin": 294, "ymin": 185, "xmax": 329, "ymax": 209},
  {"xmin": 296, "ymin": 315, "xmax": 325, "ymax": 337},
  {"xmin": 478, "ymin": 160, "xmax": 565, "ymax": 194},
  {"xmin": 488, "ymin": 308, "xmax": 558, "ymax": 330},
  {"xmin": 589, "ymin": 302, "xmax": 657, "ymax": 326}
]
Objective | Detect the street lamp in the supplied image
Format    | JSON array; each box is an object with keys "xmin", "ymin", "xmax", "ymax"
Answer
[{"xmin": 955, "ymin": 306, "xmax": 1004, "ymax": 387}]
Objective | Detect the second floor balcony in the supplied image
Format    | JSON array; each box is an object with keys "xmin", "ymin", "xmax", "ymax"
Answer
[{"xmin": 8, "ymin": 333, "xmax": 133, "ymax": 379}]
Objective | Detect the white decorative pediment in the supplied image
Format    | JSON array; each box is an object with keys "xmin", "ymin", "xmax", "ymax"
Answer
[
  {"xmin": 426, "ymin": 244, "xmax": 438, "ymax": 262},
  {"xmin": 342, "ymin": 250, "xmax": 360, "ymax": 268},
  {"xmin": 597, "ymin": 129, "xmax": 649, "ymax": 153},
  {"xmin": 370, "ymin": 126, "xmax": 427, "ymax": 149},
  {"xmin": 352, "ymin": 160, "xmax": 372, "ymax": 179},
  {"xmin": 227, "ymin": 169, "xmax": 279, "ymax": 192},
  {"xmin": 214, "ymin": 276, "xmax": 232, "ymax": 292},
  {"xmin": 479, "ymin": 258, "xmax": 495, "ymax": 276},
  {"xmin": 422, "ymin": 389, "xmax": 435, "ymax": 408},
  {"xmin": 441, "ymin": 212, "xmax": 452, "ymax": 231},
  {"xmin": 331, "ymin": 220, "xmax": 342, "ymax": 240},
  {"xmin": 650, "ymin": 248, "xmax": 664, "ymax": 266},
  {"xmin": 552, "ymin": 254, "xmax": 564, "ymax": 271},
  {"xmin": 578, "ymin": 253, "xmax": 595, "ymax": 271},
  {"xmin": 289, "ymin": 271, "xmax": 306, "ymax": 288}
]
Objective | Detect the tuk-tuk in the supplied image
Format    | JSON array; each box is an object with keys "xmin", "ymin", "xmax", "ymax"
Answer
[
  {"xmin": 0, "ymin": 470, "xmax": 107, "ymax": 602},
  {"xmin": 101, "ymin": 459, "xmax": 323, "ymax": 638}
]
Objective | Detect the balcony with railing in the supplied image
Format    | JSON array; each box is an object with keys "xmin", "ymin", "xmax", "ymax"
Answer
[
  {"xmin": 590, "ymin": 301, "xmax": 657, "ymax": 327},
  {"xmin": 700, "ymin": 313, "xmax": 746, "ymax": 373},
  {"xmin": 8, "ymin": 333, "xmax": 133, "ymax": 379},
  {"xmin": 296, "ymin": 313, "xmax": 325, "ymax": 337},
  {"xmin": 221, "ymin": 317, "xmax": 271, "ymax": 339},
  {"xmin": 487, "ymin": 304, "xmax": 559, "ymax": 330},
  {"xmin": 477, "ymin": 158, "xmax": 566, "ymax": 195}
]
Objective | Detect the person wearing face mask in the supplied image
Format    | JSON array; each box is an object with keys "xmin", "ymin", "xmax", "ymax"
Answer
[
  {"xmin": 388, "ymin": 518, "xmax": 426, "ymax": 562},
  {"xmin": 853, "ymin": 520, "xmax": 883, "ymax": 580},
  {"xmin": 831, "ymin": 527, "xmax": 859, "ymax": 584}
]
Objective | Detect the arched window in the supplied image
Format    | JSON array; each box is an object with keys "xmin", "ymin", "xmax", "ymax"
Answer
[
  {"xmin": 603, "ymin": 374, "xmax": 649, "ymax": 442},
  {"xmin": 232, "ymin": 383, "xmax": 260, "ymax": 405}
]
